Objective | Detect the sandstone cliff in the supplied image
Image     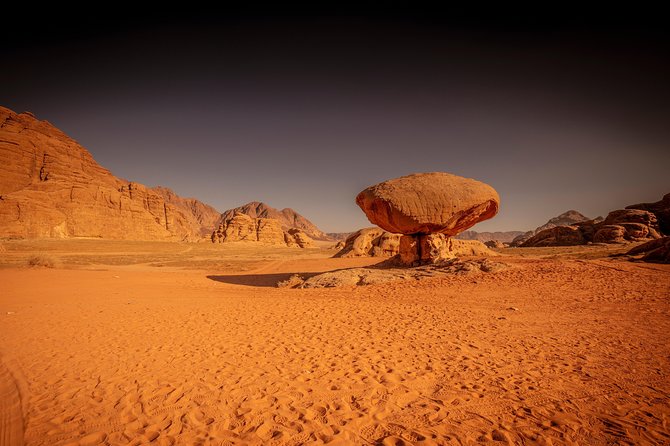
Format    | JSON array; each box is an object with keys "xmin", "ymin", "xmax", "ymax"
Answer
[
  {"xmin": 0, "ymin": 106, "xmax": 219, "ymax": 240},
  {"xmin": 218, "ymin": 202, "xmax": 329, "ymax": 240}
]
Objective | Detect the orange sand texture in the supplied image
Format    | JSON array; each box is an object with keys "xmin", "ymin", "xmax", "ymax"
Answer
[{"xmin": 1, "ymin": 242, "xmax": 669, "ymax": 445}]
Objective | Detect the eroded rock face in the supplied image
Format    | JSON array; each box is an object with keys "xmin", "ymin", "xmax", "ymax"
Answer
[
  {"xmin": 0, "ymin": 107, "xmax": 219, "ymax": 240},
  {"xmin": 334, "ymin": 227, "xmax": 401, "ymax": 258},
  {"xmin": 521, "ymin": 208, "xmax": 661, "ymax": 247},
  {"xmin": 211, "ymin": 213, "xmax": 314, "ymax": 247},
  {"xmin": 356, "ymin": 172, "xmax": 499, "ymax": 236}
]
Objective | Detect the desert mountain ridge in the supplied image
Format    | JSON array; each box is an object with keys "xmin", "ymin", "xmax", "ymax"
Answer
[
  {"xmin": 0, "ymin": 106, "xmax": 220, "ymax": 240},
  {"xmin": 456, "ymin": 230, "xmax": 525, "ymax": 243},
  {"xmin": 218, "ymin": 201, "xmax": 330, "ymax": 241}
]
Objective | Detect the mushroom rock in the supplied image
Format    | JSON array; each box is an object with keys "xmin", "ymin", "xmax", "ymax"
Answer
[
  {"xmin": 356, "ymin": 172, "xmax": 500, "ymax": 265},
  {"xmin": 356, "ymin": 172, "xmax": 499, "ymax": 236}
]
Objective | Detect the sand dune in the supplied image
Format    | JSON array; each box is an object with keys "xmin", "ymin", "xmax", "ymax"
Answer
[{"xmin": 1, "ymin": 244, "xmax": 669, "ymax": 445}]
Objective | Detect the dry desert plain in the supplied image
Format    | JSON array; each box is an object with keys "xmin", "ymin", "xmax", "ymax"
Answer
[{"xmin": 1, "ymin": 240, "xmax": 669, "ymax": 446}]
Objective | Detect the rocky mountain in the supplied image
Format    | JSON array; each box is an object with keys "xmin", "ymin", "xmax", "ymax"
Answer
[
  {"xmin": 456, "ymin": 230, "xmax": 525, "ymax": 243},
  {"xmin": 511, "ymin": 210, "xmax": 592, "ymax": 246},
  {"xmin": 0, "ymin": 106, "xmax": 219, "ymax": 240},
  {"xmin": 217, "ymin": 201, "xmax": 329, "ymax": 240}
]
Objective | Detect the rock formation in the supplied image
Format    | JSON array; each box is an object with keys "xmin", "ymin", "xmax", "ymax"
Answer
[
  {"xmin": 521, "ymin": 209, "xmax": 661, "ymax": 247},
  {"xmin": 356, "ymin": 172, "xmax": 500, "ymax": 265},
  {"xmin": 626, "ymin": 237, "xmax": 670, "ymax": 263},
  {"xmin": 217, "ymin": 202, "xmax": 329, "ymax": 240},
  {"xmin": 510, "ymin": 210, "xmax": 592, "ymax": 246},
  {"xmin": 0, "ymin": 107, "xmax": 219, "ymax": 240},
  {"xmin": 211, "ymin": 212, "xmax": 314, "ymax": 248},
  {"xmin": 626, "ymin": 193, "xmax": 670, "ymax": 236}
]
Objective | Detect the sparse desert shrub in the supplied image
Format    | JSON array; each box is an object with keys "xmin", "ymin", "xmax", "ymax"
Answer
[{"xmin": 27, "ymin": 254, "xmax": 57, "ymax": 268}]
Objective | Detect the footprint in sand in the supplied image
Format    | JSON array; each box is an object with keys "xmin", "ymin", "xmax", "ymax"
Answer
[{"xmin": 0, "ymin": 358, "xmax": 25, "ymax": 446}]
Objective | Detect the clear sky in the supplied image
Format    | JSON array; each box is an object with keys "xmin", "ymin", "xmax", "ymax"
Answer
[{"xmin": 2, "ymin": 7, "xmax": 669, "ymax": 233}]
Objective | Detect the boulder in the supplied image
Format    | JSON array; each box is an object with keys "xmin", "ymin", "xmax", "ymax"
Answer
[
  {"xmin": 334, "ymin": 227, "xmax": 401, "ymax": 258},
  {"xmin": 356, "ymin": 172, "xmax": 499, "ymax": 235}
]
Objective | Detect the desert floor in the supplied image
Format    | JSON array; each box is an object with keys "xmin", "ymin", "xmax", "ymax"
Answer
[{"xmin": 1, "ymin": 240, "xmax": 669, "ymax": 445}]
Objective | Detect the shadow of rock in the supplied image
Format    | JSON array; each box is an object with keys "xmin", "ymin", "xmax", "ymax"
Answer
[{"xmin": 206, "ymin": 272, "xmax": 321, "ymax": 287}]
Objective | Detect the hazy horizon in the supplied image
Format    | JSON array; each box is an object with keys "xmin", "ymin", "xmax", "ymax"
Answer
[{"xmin": 2, "ymin": 10, "xmax": 668, "ymax": 233}]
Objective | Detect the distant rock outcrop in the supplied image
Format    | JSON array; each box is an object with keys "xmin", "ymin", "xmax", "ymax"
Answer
[
  {"xmin": 355, "ymin": 172, "xmax": 500, "ymax": 265},
  {"xmin": 217, "ymin": 202, "xmax": 329, "ymax": 240},
  {"xmin": 211, "ymin": 212, "xmax": 314, "ymax": 248},
  {"xmin": 0, "ymin": 106, "xmax": 219, "ymax": 240},
  {"xmin": 484, "ymin": 240, "xmax": 506, "ymax": 249},
  {"xmin": 327, "ymin": 232, "xmax": 352, "ymax": 241},
  {"xmin": 457, "ymin": 230, "xmax": 524, "ymax": 243},
  {"xmin": 510, "ymin": 210, "xmax": 592, "ymax": 246},
  {"xmin": 521, "ymin": 209, "xmax": 661, "ymax": 247}
]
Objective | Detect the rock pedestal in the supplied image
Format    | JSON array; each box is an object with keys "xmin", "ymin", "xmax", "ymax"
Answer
[{"xmin": 398, "ymin": 234, "xmax": 496, "ymax": 265}]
